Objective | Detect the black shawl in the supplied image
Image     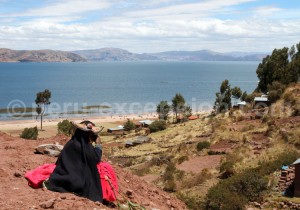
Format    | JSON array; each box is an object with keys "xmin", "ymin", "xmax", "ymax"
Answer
[{"xmin": 46, "ymin": 129, "xmax": 103, "ymax": 202}]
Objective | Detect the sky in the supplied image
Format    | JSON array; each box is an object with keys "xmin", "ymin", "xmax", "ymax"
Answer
[{"xmin": 0, "ymin": 0, "xmax": 299, "ymax": 53}]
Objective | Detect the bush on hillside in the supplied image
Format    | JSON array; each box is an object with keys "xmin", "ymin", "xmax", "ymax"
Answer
[
  {"xmin": 20, "ymin": 126, "xmax": 38, "ymax": 140},
  {"xmin": 196, "ymin": 141, "xmax": 210, "ymax": 151},
  {"xmin": 123, "ymin": 119, "xmax": 136, "ymax": 131},
  {"xmin": 205, "ymin": 149, "xmax": 298, "ymax": 210},
  {"xmin": 57, "ymin": 119, "xmax": 73, "ymax": 136},
  {"xmin": 149, "ymin": 120, "xmax": 167, "ymax": 132}
]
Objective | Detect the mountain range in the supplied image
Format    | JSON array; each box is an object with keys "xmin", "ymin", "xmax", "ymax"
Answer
[
  {"xmin": 0, "ymin": 48, "xmax": 266, "ymax": 62},
  {"xmin": 0, "ymin": 48, "xmax": 86, "ymax": 62}
]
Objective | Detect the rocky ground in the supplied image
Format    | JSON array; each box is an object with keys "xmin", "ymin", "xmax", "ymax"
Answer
[{"xmin": 0, "ymin": 132, "xmax": 187, "ymax": 210}]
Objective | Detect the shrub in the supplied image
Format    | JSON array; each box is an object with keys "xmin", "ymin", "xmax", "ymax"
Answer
[
  {"xmin": 123, "ymin": 119, "xmax": 136, "ymax": 131},
  {"xmin": 20, "ymin": 126, "xmax": 38, "ymax": 140},
  {"xmin": 177, "ymin": 192, "xmax": 204, "ymax": 210},
  {"xmin": 196, "ymin": 141, "xmax": 210, "ymax": 151},
  {"xmin": 163, "ymin": 179, "xmax": 177, "ymax": 192},
  {"xmin": 267, "ymin": 81, "xmax": 286, "ymax": 103},
  {"xmin": 177, "ymin": 155, "xmax": 189, "ymax": 164},
  {"xmin": 283, "ymin": 92, "xmax": 297, "ymax": 106},
  {"xmin": 149, "ymin": 120, "xmax": 167, "ymax": 132},
  {"xmin": 57, "ymin": 119, "xmax": 73, "ymax": 136},
  {"xmin": 162, "ymin": 162, "xmax": 176, "ymax": 181},
  {"xmin": 205, "ymin": 149, "xmax": 298, "ymax": 210}
]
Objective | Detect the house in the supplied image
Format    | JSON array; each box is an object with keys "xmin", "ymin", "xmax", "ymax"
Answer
[
  {"xmin": 139, "ymin": 120, "xmax": 153, "ymax": 127},
  {"xmin": 107, "ymin": 125, "xmax": 124, "ymax": 135},
  {"xmin": 293, "ymin": 158, "xmax": 300, "ymax": 197},
  {"xmin": 254, "ymin": 95, "xmax": 270, "ymax": 108},
  {"xmin": 188, "ymin": 116, "xmax": 198, "ymax": 120},
  {"xmin": 233, "ymin": 101, "xmax": 247, "ymax": 109}
]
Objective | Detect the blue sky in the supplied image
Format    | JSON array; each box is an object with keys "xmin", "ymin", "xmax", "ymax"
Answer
[{"xmin": 0, "ymin": 0, "xmax": 299, "ymax": 53}]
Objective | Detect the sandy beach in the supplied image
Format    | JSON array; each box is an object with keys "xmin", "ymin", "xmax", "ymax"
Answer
[
  {"xmin": 0, "ymin": 111, "xmax": 209, "ymax": 138},
  {"xmin": 0, "ymin": 112, "xmax": 159, "ymax": 138}
]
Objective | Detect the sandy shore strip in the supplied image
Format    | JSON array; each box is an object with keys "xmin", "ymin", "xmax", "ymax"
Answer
[{"xmin": 0, "ymin": 111, "xmax": 209, "ymax": 138}]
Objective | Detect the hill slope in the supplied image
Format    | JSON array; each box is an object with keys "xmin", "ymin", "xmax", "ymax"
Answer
[
  {"xmin": 0, "ymin": 48, "xmax": 86, "ymax": 62},
  {"xmin": 0, "ymin": 132, "xmax": 187, "ymax": 209},
  {"xmin": 74, "ymin": 48, "xmax": 266, "ymax": 61}
]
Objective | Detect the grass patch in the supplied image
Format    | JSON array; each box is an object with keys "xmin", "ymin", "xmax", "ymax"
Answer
[
  {"xmin": 82, "ymin": 105, "xmax": 111, "ymax": 109},
  {"xmin": 0, "ymin": 107, "xmax": 35, "ymax": 114},
  {"xmin": 61, "ymin": 110, "xmax": 93, "ymax": 115}
]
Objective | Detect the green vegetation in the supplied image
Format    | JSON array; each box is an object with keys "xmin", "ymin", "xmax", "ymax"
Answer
[
  {"xmin": 256, "ymin": 44, "xmax": 300, "ymax": 93},
  {"xmin": 196, "ymin": 141, "xmax": 210, "ymax": 151},
  {"xmin": 62, "ymin": 110, "xmax": 93, "ymax": 115},
  {"xmin": 0, "ymin": 107, "xmax": 35, "ymax": 114},
  {"xmin": 35, "ymin": 89, "xmax": 51, "ymax": 130},
  {"xmin": 172, "ymin": 93, "xmax": 186, "ymax": 121},
  {"xmin": 156, "ymin": 100, "xmax": 171, "ymax": 120},
  {"xmin": 82, "ymin": 105, "xmax": 111, "ymax": 109},
  {"xmin": 149, "ymin": 120, "xmax": 167, "ymax": 132},
  {"xmin": 20, "ymin": 126, "xmax": 38, "ymax": 140},
  {"xmin": 205, "ymin": 149, "xmax": 298, "ymax": 210},
  {"xmin": 57, "ymin": 119, "xmax": 73, "ymax": 136},
  {"xmin": 123, "ymin": 119, "xmax": 136, "ymax": 131},
  {"xmin": 214, "ymin": 80, "xmax": 232, "ymax": 113}
]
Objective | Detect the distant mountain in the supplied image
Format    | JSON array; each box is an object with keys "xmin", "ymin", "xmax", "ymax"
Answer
[
  {"xmin": 73, "ymin": 48, "xmax": 158, "ymax": 61},
  {"xmin": 74, "ymin": 48, "xmax": 266, "ymax": 62},
  {"xmin": 0, "ymin": 47, "xmax": 266, "ymax": 62},
  {"xmin": 0, "ymin": 48, "xmax": 86, "ymax": 62}
]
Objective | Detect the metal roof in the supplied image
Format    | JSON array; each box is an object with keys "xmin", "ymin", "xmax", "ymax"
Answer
[
  {"xmin": 139, "ymin": 120, "xmax": 153, "ymax": 125},
  {"xmin": 254, "ymin": 97, "xmax": 269, "ymax": 102},
  {"xmin": 292, "ymin": 158, "xmax": 300, "ymax": 165},
  {"xmin": 237, "ymin": 101, "xmax": 247, "ymax": 105},
  {"xmin": 108, "ymin": 127, "xmax": 124, "ymax": 131}
]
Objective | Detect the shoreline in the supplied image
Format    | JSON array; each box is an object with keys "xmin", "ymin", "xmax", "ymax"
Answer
[{"xmin": 0, "ymin": 111, "xmax": 210, "ymax": 137}]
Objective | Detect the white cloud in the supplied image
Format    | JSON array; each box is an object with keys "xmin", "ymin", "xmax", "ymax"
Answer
[{"xmin": 0, "ymin": 0, "xmax": 300, "ymax": 53}]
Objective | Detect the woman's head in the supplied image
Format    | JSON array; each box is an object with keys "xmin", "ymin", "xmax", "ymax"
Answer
[{"xmin": 72, "ymin": 120, "xmax": 101, "ymax": 143}]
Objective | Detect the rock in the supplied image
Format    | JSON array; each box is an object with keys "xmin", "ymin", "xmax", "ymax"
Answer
[
  {"xmin": 35, "ymin": 144, "xmax": 63, "ymax": 157},
  {"xmin": 39, "ymin": 198, "xmax": 55, "ymax": 209},
  {"xmin": 60, "ymin": 195, "xmax": 66, "ymax": 200},
  {"xmin": 95, "ymin": 201, "xmax": 102, "ymax": 206},
  {"xmin": 253, "ymin": 202, "xmax": 261, "ymax": 208},
  {"xmin": 126, "ymin": 189, "xmax": 133, "ymax": 197},
  {"xmin": 166, "ymin": 200, "xmax": 171, "ymax": 206},
  {"xmin": 142, "ymin": 201, "xmax": 150, "ymax": 206},
  {"xmin": 14, "ymin": 171, "xmax": 22, "ymax": 178}
]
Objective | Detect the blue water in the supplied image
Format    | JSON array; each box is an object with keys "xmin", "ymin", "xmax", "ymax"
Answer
[{"xmin": 0, "ymin": 61, "xmax": 259, "ymax": 120}]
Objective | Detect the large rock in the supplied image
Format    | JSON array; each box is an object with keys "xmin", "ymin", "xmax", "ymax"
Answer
[{"xmin": 35, "ymin": 144, "xmax": 63, "ymax": 157}]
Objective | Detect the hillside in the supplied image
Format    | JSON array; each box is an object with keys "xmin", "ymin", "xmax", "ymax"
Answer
[
  {"xmin": 0, "ymin": 48, "xmax": 86, "ymax": 62},
  {"xmin": 73, "ymin": 48, "xmax": 158, "ymax": 61},
  {"xmin": 104, "ymin": 83, "xmax": 300, "ymax": 209},
  {"xmin": 0, "ymin": 132, "xmax": 187, "ymax": 209},
  {"xmin": 0, "ymin": 47, "xmax": 265, "ymax": 62},
  {"xmin": 74, "ymin": 48, "xmax": 265, "ymax": 61}
]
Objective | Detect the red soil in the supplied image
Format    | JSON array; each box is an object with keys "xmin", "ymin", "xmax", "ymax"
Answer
[
  {"xmin": 177, "ymin": 155, "xmax": 222, "ymax": 174},
  {"xmin": 0, "ymin": 132, "xmax": 187, "ymax": 210}
]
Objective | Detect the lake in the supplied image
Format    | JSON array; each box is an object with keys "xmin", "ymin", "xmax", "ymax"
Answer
[{"xmin": 0, "ymin": 61, "xmax": 259, "ymax": 120}]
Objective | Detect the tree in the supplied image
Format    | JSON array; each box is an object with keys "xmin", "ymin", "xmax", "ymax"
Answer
[
  {"xmin": 172, "ymin": 93, "xmax": 185, "ymax": 121},
  {"xmin": 231, "ymin": 86, "xmax": 242, "ymax": 100},
  {"xmin": 149, "ymin": 120, "xmax": 167, "ymax": 132},
  {"xmin": 214, "ymin": 80, "xmax": 232, "ymax": 113},
  {"xmin": 241, "ymin": 91, "xmax": 248, "ymax": 102},
  {"xmin": 183, "ymin": 105, "xmax": 192, "ymax": 118},
  {"xmin": 123, "ymin": 119, "xmax": 136, "ymax": 131},
  {"xmin": 156, "ymin": 101, "xmax": 170, "ymax": 120},
  {"xmin": 231, "ymin": 86, "xmax": 242, "ymax": 106},
  {"xmin": 35, "ymin": 89, "xmax": 51, "ymax": 130},
  {"xmin": 256, "ymin": 47, "xmax": 290, "ymax": 92}
]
